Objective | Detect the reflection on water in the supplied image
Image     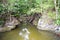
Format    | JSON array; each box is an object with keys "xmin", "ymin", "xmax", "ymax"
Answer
[
  {"xmin": 0, "ymin": 23, "xmax": 60, "ymax": 40},
  {"xmin": 19, "ymin": 28, "xmax": 30, "ymax": 40}
]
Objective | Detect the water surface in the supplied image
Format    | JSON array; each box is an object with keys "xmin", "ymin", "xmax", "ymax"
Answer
[{"xmin": 0, "ymin": 23, "xmax": 60, "ymax": 40}]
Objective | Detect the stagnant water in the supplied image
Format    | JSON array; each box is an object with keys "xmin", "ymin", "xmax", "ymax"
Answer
[{"xmin": 0, "ymin": 23, "xmax": 60, "ymax": 40}]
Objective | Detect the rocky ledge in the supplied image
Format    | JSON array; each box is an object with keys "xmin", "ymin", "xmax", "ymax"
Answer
[
  {"xmin": 37, "ymin": 14, "xmax": 60, "ymax": 36},
  {"xmin": 0, "ymin": 16, "xmax": 20, "ymax": 32}
]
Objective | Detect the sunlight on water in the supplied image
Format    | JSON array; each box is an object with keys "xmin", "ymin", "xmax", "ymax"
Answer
[{"xmin": 19, "ymin": 28, "xmax": 30, "ymax": 40}]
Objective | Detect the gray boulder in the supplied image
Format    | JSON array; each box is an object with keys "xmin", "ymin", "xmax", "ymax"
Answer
[{"xmin": 0, "ymin": 16, "xmax": 20, "ymax": 32}]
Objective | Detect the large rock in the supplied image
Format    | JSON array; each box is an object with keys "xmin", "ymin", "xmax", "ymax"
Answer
[
  {"xmin": 0, "ymin": 16, "xmax": 20, "ymax": 32},
  {"xmin": 37, "ymin": 13, "xmax": 57, "ymax": 31},
  {"xmin": 37, "ymin": 14, "xmax": 60, "ymax": 36},
  {"xmin": 37, "ymin": 18, "xmax": 57, "ymax": 31}
]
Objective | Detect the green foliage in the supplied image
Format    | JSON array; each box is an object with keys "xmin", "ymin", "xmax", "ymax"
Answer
[
  {"xmin": 0, "ymin": 0, "xmax": 55, "ymax": 15},
  {"xmin": 48, "ymin": 11, "xmax": 56, "ymax": 19},
  {"xmin": 55, "ymin": 0, "xmax": 60, "ymax": 25},
  {"xmin": 6, "ymin": 0, "xmax": 37, "ymax": 16},
  {"xmin": 0, "ymin": 0, "xmax": 60, "ymax": 25},
  {"xmin": 55, "ymin": 19, "xmax": 60, "ymax": 25},
  {"xmin": 0, "ymin": 4, "xmax": 5, "ymax": 14}
]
